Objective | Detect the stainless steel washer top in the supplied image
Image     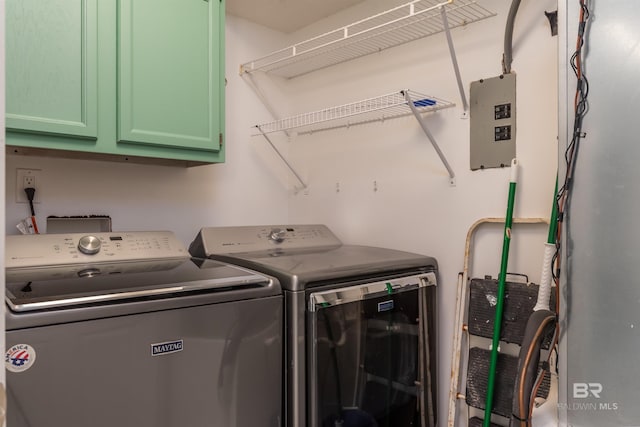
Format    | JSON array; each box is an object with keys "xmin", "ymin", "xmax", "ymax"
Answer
[{"xmin": 189, "ymin": 224, "xmax": 438, "ymax": 289}]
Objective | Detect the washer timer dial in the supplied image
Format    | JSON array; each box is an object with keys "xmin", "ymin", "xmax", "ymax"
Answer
[
  {"xmin": 268, "ymin": 228, "xmax": 286, "ymax": 243},
  {"xmin": 78, "ymin": 235, "xmax": 101, "ymax": 255}
]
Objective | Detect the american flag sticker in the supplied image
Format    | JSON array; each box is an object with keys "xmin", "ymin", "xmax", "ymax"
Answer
[{"xmin": 5, "ymin": 344, "xmax": 37, "ymax": 373}]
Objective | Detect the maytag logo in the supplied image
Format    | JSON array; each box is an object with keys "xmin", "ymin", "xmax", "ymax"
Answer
[{"xmin": 151, "ymin": 340, "xmax": 184, "ymax": 357}]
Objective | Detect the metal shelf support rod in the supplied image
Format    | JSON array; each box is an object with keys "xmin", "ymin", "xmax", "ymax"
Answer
[
  {"xmin": 256, "ymin": 125, "xmax": 308, "ymax": 189},
  {"xmin": 441, "ymin": 6, "xmax": 469, "ymax": 113},
  {"xmin": 242, "ymin": 72, "xmax": 291, "ymax": 137},
  {"xmin": 403, "ymin": 91, "xmax": 456, "ymax": 185}
]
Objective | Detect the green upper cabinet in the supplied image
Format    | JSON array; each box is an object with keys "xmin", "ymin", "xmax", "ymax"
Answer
[
  {"xmin": 6, "ymin": 0, "xmax": 99, "ymax": 139},
  {"xmin": 6, "ymin": 0, "xmax": 225, "ymax": 166},
  {"xmin": 118, "ymin": 0, "xmax": 223, "ymax": 153}
]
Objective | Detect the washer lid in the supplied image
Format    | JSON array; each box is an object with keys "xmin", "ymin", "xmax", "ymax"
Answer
[{"xmin": 6, "ymin": 258, "xmax": 278, "ymax": 312}]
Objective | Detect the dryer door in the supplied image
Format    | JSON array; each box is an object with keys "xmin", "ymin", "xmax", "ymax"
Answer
[{"xmin": 308, "ymin": 273, "xmax": 437, "ymax": 427}]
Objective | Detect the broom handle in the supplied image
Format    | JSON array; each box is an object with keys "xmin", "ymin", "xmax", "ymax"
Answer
[{"xmin": 483, "ymin": 159, "xmax": 519, "ymax": 427}]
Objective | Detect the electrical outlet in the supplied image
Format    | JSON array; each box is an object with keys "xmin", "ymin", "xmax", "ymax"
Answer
[{"xmin": 16, "ymin": 168, "xmax": 42, "ymax": 204}]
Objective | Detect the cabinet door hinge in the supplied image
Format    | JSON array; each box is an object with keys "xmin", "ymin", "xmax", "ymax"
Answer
[{"xmin": 219, "ymin": 133, "xmax": 224, "ymax": 147}]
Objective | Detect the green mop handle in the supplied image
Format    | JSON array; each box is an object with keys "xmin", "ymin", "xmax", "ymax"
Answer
[{"xmin": 483, "ymin": 158, "xmax": 519, "ymax": 427}]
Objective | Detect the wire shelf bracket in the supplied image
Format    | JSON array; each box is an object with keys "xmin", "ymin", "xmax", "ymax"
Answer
[
  {"xmin": 402, "ymin": 90, "xmax": 456, "ymax": 186},
  {"xmin": 255, "ymin": 125, "xmax": 308, "ymax": 190},
  {"xmin": 440, "ymin": 5, "xmax": 469, "ymax": 115}
]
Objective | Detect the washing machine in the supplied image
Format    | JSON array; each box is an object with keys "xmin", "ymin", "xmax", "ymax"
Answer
[
  {"xmin": 5, "ymin": 231, "xmax": 282, "ymax": 427},
  {"xmin": 189, "ymin": 224, "xmax": 438, "ymax": 427}
]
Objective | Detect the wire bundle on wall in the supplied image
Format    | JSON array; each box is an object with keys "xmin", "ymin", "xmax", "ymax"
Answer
[
  {"xmin": 554, "ymin": 0, "xmax": 590, "ymax": 304},
  {"xmin": 511, "ymin": 1, "xmax": 591, "ymax": 426}
]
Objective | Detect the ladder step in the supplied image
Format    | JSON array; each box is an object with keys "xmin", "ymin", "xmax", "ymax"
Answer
[
  {"xmin": 466, "ymin": 347, "xmax": 552, "ymax": 417},
  {"xmin": 466, "ymin": 347, "xmax": 517, "ymax": 417},
  {"xmin": 468, "ymin": 278, "xmax": 555, "ymax": 347}
]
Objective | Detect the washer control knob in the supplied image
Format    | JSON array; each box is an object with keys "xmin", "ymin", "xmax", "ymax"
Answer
[
  {"xmin": 268, "ymin": 228, "xmax": 286, "ymax": 243},
  {"xmin": 78, "ymin": 235, "xmax": 101, "ymax": 255}
]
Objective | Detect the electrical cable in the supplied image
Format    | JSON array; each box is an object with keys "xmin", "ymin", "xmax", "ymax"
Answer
[
  {"xmin": 24, "ymin": 187, "xmax": 39, "ymax": 234},
  {"xmin": 554, "ymin": 0, "xmax": 590, "ymax": 289},
  {"xmin": 503, "ymin": 0, "xmax": 523, "ymax": 74},
  {"xmin": 552, "ymin": 0, "xmax": 590, "ymax": 321}
]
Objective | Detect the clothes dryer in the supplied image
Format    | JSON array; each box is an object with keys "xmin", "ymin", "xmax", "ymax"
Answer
[{"xmin": 190, "ymin": 224, "xmax": 438, "ymax": 427}]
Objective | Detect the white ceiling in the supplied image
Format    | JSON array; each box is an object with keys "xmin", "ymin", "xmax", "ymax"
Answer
[{"xmin": 226, "ymin": 0, "xmax": 368, "ymax": 33}]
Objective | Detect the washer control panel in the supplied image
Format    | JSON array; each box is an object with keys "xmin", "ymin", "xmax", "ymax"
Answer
[
  {"xmin": 192, "ymin": 224, "xmax": 342, "ymax": 255},
  {"xmin": 6, "ymin": 231, "xmax": 188, "ymax": 269}
]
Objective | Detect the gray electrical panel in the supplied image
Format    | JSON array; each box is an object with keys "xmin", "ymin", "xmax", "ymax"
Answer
[{"xmin": 470, "ymin": 74, "xmax": 516, "ymax": 170}]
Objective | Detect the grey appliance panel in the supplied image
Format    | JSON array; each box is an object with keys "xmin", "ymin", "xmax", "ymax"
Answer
[
  {"xmin": 206, "ymin": 245, "xmax": 437, "ymax": 291},
  {"xmin": 559, "ymin": 1, "xmax": 640, "ymax": 425},
  {"xmin": 7, "ymin": 295, "xmax": 282, "ymax": 427}
]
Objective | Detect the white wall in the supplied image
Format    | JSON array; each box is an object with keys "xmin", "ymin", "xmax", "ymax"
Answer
[
  {"xmin": 5, "ymin": 16, "xmax": 291, "ymax": 246},
  {"xmin": 277, "ymin": 0, "xmax": 558, "ymax": 422}
]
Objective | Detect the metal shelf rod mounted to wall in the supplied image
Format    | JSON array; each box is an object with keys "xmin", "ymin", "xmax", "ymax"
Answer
[
  {"xmin": 403, "ymin": 90, "xmax": 456, "ymax": 185},
  {"xmin": 440, "ymin": 4, "xmax": 469, "ymax": 114},
  {"xmin": 255, "ymin": 125, "xmax": 308, "ymax": 190}
]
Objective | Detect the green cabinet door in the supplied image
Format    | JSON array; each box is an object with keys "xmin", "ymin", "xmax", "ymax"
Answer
[
  {"xmin": 6, "ymin": 0, "xmax": 98, "ymax": 139},
  {"xmin": 118, "ymin": 0, "xmax": 224, "ymax": 152}
]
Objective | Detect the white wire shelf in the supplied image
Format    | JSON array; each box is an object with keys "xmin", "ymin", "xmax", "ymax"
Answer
[
  {"xmin": 240, "ymin": 0, "xmax": 496, "ymax": 79},
  {"xmin": 254, "ymin": 90, "xmax": 454, "ymax": 136}
]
